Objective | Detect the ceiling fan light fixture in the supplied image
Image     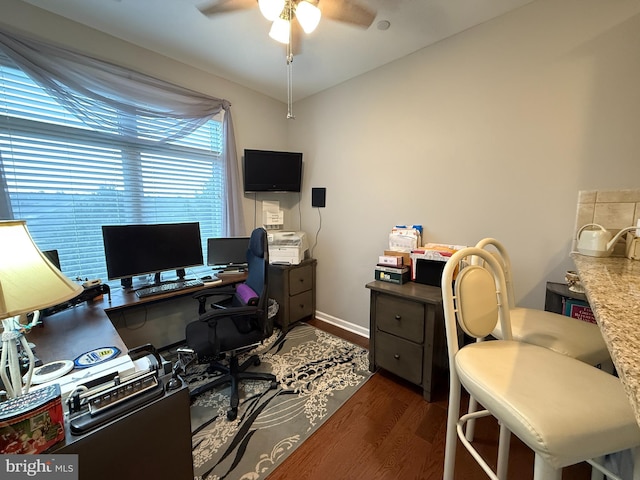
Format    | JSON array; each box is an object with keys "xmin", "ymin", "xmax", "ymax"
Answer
[
  {"xmin": 269, "ymin": 17, "xmax": 291, "ymax": 44},
  {"xmin": 295, "ymin": 1, "xmax": 321, "ymax": 34},
  {"xmin": 258, "ymin": 0, "xmax": 285, "ymax": 21}
]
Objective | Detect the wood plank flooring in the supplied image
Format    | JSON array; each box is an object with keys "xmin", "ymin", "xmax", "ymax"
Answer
[{"xmin": 267, "ymin": 319, "xmax": 592, "ymax": 480}]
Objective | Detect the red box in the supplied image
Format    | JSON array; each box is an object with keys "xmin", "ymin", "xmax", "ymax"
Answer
[
  {"xmin": 563, "ymin": 298, "xmax": 596, "ymax": 324},
  {"xmin": 0, "ymin": 384, "xmax": 65, "ymax": 454}
]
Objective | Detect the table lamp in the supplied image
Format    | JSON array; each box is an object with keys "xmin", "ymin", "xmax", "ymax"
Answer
[{"xmin": 0, "ymin": 220, "xmax": 83, "ymax": 399}]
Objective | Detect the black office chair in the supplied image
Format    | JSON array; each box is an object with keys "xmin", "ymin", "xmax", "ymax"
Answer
[{"xmin": 179, "ymin": 227, "xmax": 277, "ymax": 420}]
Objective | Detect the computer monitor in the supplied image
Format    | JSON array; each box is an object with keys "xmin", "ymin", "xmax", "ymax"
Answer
[
  {"xmin": 102, "ymin": 222, "xmax": 203, "ymax": 283},
  {"xmin": 42, "ymin": 249, "xmax": 61, "ymax": 270},
  {"xmin": 207, "ymin": 237, "xmax": 250, "ymax": 269}
]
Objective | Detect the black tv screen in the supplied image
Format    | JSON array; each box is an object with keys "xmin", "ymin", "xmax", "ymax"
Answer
[
  {"xmin": 102, "ymin": 222, "xmax": 203, "ymax": 280},
  {"xmin": 207, "ymin": 237, "xmax": 250, "ymax": 267},
  {"xmin": 243, "ymin": 149, "xmax": 303, "ymax": 192}
]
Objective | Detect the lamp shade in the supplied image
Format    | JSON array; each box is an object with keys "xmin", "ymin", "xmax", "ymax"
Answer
[
  {"xmin": 269, "ymin": 17, "xmax": 291, "ymax": 44},
  {"xmin": 295, "ymin": 1, "xmax": 321, "ymax": 33},
  {"xmin": 0, "ymin": 220, "xmax": 82, "ymax": 319},
  {"xmin": 259, "ymin": 0, "xmax": 285, "ymax": 21}
]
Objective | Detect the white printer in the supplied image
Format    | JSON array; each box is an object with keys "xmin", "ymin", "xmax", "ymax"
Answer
[{"xmin": 267, "ymin": 231, "xmax": 309, "ymax": 265}]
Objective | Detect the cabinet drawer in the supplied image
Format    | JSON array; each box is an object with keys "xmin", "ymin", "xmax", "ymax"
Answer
[
  {"xmin": 287, "ymin": 290, "xmax": 314, "ymax": 320},
  {"xmin": 289, "ymin": 265, "xmax": 313, "ymax": 296},
  {"xmin": 376, "ymin": 331, "xmax": 423, "ymax": 385},
  {"xmin": 376, "ymin": 295, "xmax": 425, "ymax": 343}
]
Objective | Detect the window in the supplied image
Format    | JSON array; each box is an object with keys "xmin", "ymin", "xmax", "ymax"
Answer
[{"xmin": 0, "ymin": 55, "xmax": 226, "ymax": 282}]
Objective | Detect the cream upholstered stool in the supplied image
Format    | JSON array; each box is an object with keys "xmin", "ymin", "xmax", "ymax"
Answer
[
  {"xmin": 441, "ymin": 247, "xmax": 640, "ymax": 480},
  {"xmin": 475, "ymin": 238, "xmax": 612, "ymax": 369},
  {"xmin": 465, "ymin": 238, "xmax": 614, "ymax": 444}
]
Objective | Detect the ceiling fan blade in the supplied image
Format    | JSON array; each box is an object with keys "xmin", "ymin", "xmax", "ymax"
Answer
[
  {"xmin": 198, "ymin": 0, "xmax": 257, "ymax": 16},
  {"xmin": 319, "ymin": 0, "xmax": 376, "ymax": 28}
]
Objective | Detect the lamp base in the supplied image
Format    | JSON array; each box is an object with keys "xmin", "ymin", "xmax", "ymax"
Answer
[{"xmin": 1, "ymin": 316, "xmax": 36, "ymax": 399}]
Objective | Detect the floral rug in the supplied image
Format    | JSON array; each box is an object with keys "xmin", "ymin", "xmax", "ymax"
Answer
[{"xmin": 181, "ymin": 322, "xmax": 371, "ymax": 480}]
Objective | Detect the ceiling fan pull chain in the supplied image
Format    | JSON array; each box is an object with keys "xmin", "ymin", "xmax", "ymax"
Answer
[
  {"xmin": 286, "ymin": 1, "xmax": 295, "ymax": 120},
  {"xmin": 287, "ymin": 52, "xmax": 294, "ymax": 119}
]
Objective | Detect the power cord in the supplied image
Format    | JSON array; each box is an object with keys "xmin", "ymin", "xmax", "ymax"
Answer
[{"xmin": 310, "ymin": 207, "xmax": 322, "ymax": 258}]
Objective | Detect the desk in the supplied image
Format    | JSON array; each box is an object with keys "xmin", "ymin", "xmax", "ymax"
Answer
[
  {"xmin": 571, "ymin": 254, "xmax": 640, "ymax": 426},
  {"xmin": 21, "ymin": 279, "xmax": 230, "ymax": 479},
  {"xmin": 29, "ymin": 274, "xmax": 246, "ymax": 360}
]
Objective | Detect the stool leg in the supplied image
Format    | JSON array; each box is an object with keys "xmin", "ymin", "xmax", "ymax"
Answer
[
  {"xmin": 496, "ymin": 423, "xmax": 511, "ymax": 479},
  {"xmin": 444, "ymin": 378, "xmax": 462, "ymax": 480},
  {"xmin": 589, "ymin": 457, "xmax": 605, "ymax": 480},
  {"xmin": 466, "ymin": 395, "xmax": 478, "ymax": 441},
  {"xmin": 534, "ymin": 454, "xmax": 562, "ymax": 480}
]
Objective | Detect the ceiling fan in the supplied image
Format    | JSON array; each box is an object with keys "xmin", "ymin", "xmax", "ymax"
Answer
[
  {"xmin": 198, "ymin": 0, "xmax": 377, "ymax": 47},
  {"xmin": 198, "ymin": 0, "xmax": 377, "ymax": 119}
]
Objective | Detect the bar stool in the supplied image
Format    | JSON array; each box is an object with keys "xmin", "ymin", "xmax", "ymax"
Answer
[
  {"xmin": 441, "ymin": 247, "xmax": 640, "ymax": 480},
  {"xmin": 474, "ymin": 238, "xmax": 612, "ymax": 369}
]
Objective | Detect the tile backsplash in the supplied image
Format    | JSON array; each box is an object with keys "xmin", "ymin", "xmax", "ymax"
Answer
[{"xmin": 573, "ymin": 189, "xmax": 640, "ymax": 255}]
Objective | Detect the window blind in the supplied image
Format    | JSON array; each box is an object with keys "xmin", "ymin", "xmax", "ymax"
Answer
[{"xmin": 0, "ymin": 54, "xmax": 226, "ymax": 282}]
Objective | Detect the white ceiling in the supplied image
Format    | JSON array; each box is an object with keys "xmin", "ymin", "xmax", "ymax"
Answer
[{"xmin": 20, "ymin": 0, "xmax": 533, "ymax": 103}]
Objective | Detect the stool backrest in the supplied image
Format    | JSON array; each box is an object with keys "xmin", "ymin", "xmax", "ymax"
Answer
[
  {"xmin": 441, "ymin": 247, "xmax": 512, "ymax": 360},
  {"xmin": 474, "ymin": 238, "xmax": 516, "ymax": 308}
]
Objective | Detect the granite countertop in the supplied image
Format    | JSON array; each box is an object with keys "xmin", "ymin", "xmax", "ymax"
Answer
[{"xmin": 571, "ymin": 253, "xmax": 640, "ymax": 425}]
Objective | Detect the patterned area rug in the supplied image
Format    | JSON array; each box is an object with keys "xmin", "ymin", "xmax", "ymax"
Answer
[{"xmin": 182, "ymin": 322, "xmax": 371, "ymax": 480}]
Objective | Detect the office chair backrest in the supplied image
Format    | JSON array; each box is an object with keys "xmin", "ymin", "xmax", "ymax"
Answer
[
  {"xmin": 244, "ymin": 228, "xmax": 268, "ymax": 301},
  {"xmin": 442, "ymin": 247, "xmax": 513, "ymax": 358}
]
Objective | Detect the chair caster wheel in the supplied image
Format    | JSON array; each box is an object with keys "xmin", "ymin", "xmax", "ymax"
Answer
[
  {"xmin": 227, "ymin": 408, "xmax": 237, "ymax": 421},
  {"xmin": 270, "ymin": 380, "xmax": 278, "ymax": 390},
  {"xmin": 253, "ymin": 357, "xmax": 261, "ymax": 366}
]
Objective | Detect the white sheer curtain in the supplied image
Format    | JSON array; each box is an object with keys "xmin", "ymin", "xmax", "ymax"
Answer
[{"xmin": 0, "ymin": 28, "xmax": 245, "ymax": 235}]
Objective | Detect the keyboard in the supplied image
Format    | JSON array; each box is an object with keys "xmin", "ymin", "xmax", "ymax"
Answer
[{"xmin": 135, "ymin": 279, "xmax": 204, "ymax": 298}]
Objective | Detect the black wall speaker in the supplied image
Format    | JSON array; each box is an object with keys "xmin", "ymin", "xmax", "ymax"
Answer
[{"xmin": 312, "ymin": 187, "xmax": 326, "ymax": 208}]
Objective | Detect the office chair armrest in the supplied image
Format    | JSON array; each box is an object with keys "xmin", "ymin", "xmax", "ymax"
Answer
[
  {"xmin": 193, "ymin": 287, "xmax": 236, "ymax": 314},
  {"xmin": 193, "ymin": 286, "xmax": 236, "ymax": 300},
  {"xmin": 199, "ymin": 304, "xmax": 259, "ymax": 322}
]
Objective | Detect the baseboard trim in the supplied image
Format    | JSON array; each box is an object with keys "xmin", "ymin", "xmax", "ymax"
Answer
[{"xmin": 313, "ymin": 310, "xmax": 370, "ymax": 339}]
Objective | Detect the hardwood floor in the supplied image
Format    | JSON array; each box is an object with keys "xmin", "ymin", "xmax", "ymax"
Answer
[{"xmin": 267, "ymin": 319, "xmax": 592, "ymax": 480}]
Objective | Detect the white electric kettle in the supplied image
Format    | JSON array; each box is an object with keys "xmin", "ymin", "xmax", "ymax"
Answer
[{"xmin": 576, "ymin": 223, "xmax": 638, "ymax": 257}]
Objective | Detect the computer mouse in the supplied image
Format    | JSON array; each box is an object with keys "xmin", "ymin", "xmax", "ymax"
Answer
[{"xmin": 201, "ymin": 275, "xmax": 212, "ymax": 281}]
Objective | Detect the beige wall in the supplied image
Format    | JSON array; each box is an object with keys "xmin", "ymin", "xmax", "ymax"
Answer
[
  {"xmin": 290, "ymin": 0, "xmax": 640, "ymax": 334},
  {"xmin": 5, "ymin": 0, "xmax": 640, "ymax": 337}
]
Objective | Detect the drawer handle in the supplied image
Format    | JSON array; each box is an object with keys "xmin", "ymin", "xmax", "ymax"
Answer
[
  {"xmin": 299, "ymin": 304, "xmax": 305, "ymax": 309},
  {"xmin": 394, "ymin": 314, "xmax": 401, "ymax": 320},
  {"xmin": 394, "ymin": 354, "xmax": 400, "ymax": 360}
]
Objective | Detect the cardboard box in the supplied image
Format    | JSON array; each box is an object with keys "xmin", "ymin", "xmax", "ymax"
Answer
[
  {"xmin": 378, "ymin": 255, "xmax": 403, "ymax": 267},
  {"xmin": 384, "ymin": 250, "xmax": 411, "ymax": 268},
  {"xmin": 0, "ymin": 384, "xmax": 65, "ymax": 454}
]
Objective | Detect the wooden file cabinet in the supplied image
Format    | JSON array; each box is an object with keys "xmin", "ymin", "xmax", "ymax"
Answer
[
  {"xmin": 269, "ymin": 258, "xmax": 317, "ymax": 333},
  {"xmin": 366, "ymin": 280, "xmax": 448, "ymax": 402}
]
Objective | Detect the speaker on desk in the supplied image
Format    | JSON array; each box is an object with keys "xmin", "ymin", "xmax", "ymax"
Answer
[{"xmin": 121, "ymin": 277, "xmax": 132, "ymax": 289}]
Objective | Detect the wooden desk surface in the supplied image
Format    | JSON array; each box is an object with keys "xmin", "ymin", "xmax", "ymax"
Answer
[
  {"xmin": 28, "ymin": 274, "xmax": 246, "ymax": 364},
  {"xmin": 571, "ymin": 253, "xmax": 640, "ymax": 427}
]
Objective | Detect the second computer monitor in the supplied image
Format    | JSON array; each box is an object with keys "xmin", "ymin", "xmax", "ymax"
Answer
[{"xmin": 207, "ymin": 237, "xmax": 250, "ymax": 269}]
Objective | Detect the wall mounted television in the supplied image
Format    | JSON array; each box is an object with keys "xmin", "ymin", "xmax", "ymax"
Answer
[
  {"xmin": 243, "ymin": 149, "xmax": 303, "ymax": 192},
  {"xmin": 102, "ymin": 222, "xmax": 203, "ymax": 283}
]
